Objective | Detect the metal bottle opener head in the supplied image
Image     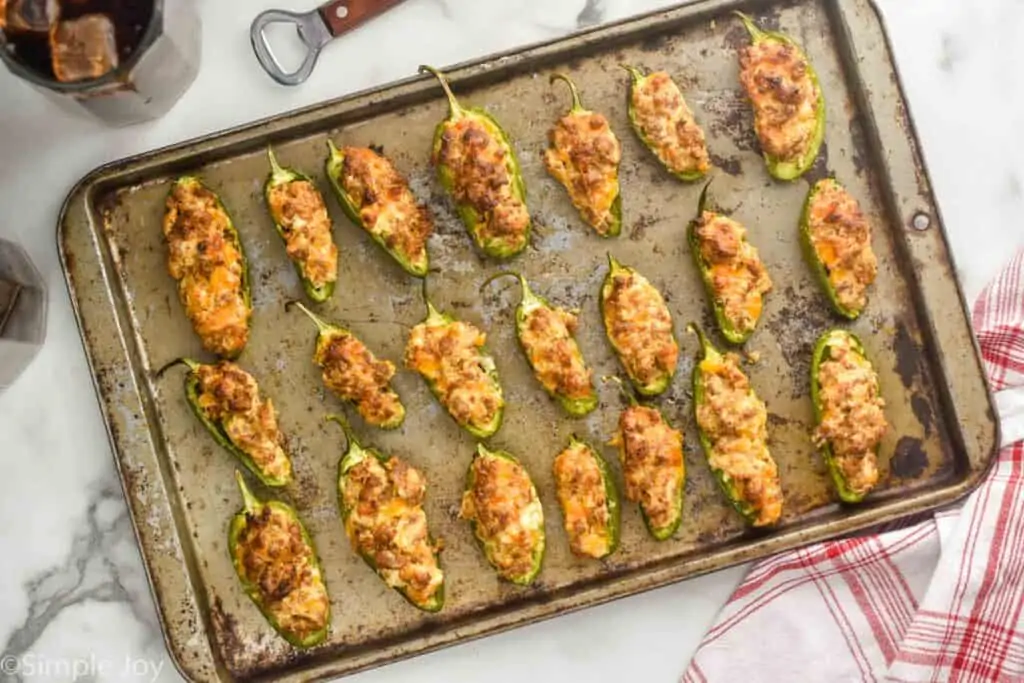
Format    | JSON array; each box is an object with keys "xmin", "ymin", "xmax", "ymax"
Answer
[{"xmin": 250, "ymin": 0, "xmax": 407, "ymax": 86}]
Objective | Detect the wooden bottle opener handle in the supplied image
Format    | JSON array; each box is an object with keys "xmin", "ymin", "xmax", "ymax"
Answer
[
  {"xmin": 251, "ymin": 0, "xmax": 408, "ymax": 86},
  {"xmin": 318, "ymin": 0, "xmax": 408, "ymax": 37}
]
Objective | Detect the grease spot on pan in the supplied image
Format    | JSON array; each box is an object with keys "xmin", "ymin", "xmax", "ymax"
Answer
[
  {"xmin": 890, "ymin": 436, "xmax": 928, "ymax": 479},
  {"xmin": 911, "ymin": 394, "xmax": 934, "ymax": 437},
  {"xmin": 892, "ymin": 320, "xmax": 921, "ymax": 389}
]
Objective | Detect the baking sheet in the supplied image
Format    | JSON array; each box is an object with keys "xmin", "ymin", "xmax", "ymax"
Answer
[{"xmin": 57, "ymin": 0, "xmax": 998, "ymax": 680}]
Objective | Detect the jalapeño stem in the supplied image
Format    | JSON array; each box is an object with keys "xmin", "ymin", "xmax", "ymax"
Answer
[
  {"xmin": 550, "ymin": 73, "xmax": 584, "ymax": 113},
  {"xmin": 325, "ymin": 413, "xmax": 360, "ymax": 450},
  {"xmin": 285, "ymin": 299, "xmax": 332, "ymax": 334},
  {"xmin": 480, "ymin": 270, "xmax": 535, "ymax": 307},
  {"xmin": 733, "ymin": 11, "xmax": 767, "ymax": 41},
  {"xmin": 155, "ymin": 357, "xmax": 200, "ymax": 379},
  {"xmin": 234, "ymin": 470, "xmax": 260, "ymax": 516},
  {"xmin": 620, "ymin": 64, "xmax": 645, "ymax": 85},
  {"xmin": 418, "ymin": 65, "xmax": 465, "ymax": 119},
  {"xmin": 686, "ymin": 322, "xmax": 713, "ymax": 358},
  {"xmin": 266, "ymin": 146, "xmax": 288, "ymax": 183},
  {"xmin": 601, "ymin": 375, "xmax": 639, "ymax": 407},
  {"xmin": 695, "ymin": 179, "xmax": 713, "ymax": 219}
]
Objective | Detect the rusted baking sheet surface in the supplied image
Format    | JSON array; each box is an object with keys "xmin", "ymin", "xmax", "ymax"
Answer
[{"xmin": 57, "ymin": 0, "xmax": 998, "ymax": 680}]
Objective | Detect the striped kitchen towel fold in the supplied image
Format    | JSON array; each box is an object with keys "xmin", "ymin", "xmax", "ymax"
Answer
[{"xmin": 683, "ymin": 247, "xmax": 1024, "ymax": 683}]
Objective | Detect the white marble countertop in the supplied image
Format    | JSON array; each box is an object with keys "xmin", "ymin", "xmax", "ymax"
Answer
[{"xmin": 1, "ymin": 1, "xmax": 1022, "ymax": 682}]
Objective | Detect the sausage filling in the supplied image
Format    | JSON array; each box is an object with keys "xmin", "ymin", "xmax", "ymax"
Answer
[
  {"xmin": 195, "ymin": 362, "xmax": 291, "ymax": 483},
  {"xmin": 162, "ymin": 180, "xmax": 249, "ymax": 357},
  {"xmin": 696, "ymin": 352, "xmax": 783, "ymax": 526}
]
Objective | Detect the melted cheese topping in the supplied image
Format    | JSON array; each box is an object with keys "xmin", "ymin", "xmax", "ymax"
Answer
[
  {"xmin": 460, "ymin": 453, "xmax": 543, "ymax": 580},
  {"xmin": 630, "ymin": 71, "xmax": 710, "ymax": 177},
  {"xmin": 518, "ymin": 304, "xmax": 594, "ymax": 401},
  {"xmin": 553, "ymin": 442, "xmax": 612, "ymax": 558},
  {"xmin": 234, "ymin": 505, "xmax": 329, "ymax": 641},
  {"xmin": 195, "ymin": 362, "xmax": 291, "ymax": 483},
  {"xmin": 813, "ymin": 336, "xmax": 887, "ymax": 496},
  {"xmin": 436, "ymin": 117, "xmax": 530, "ymax": 254},
  {"xmin": 603, "ymin": 270, "xmax": 678, "ymax": 390},
  {"xmin": 162, "ymin": 180, "xmax": 249, "ymax": 358},
  {"xmin": 338, "ymin": 147, "xmax": 433, "ymax": 266},
  {"xmin": 404, "ymin": 319, "xmax": 502, "ymax": 432},
  {"xmin": 544, "ymin": 110, "xmax": 621, "ymax": 235},
  {"xmin": 611, "ymin": 405, "xmax": 684, "ymax": 533},
  {"xmin": 341, "ymin": 454, "xmax": 444, "ymax": 606},
  {"xmin": 315, "ymin": 331, "xmax": 404, "ymax": 428},
  {"xmin": 696, "ymin": 352, "xmax": 782, "ymax": 526},
  {"xmin": 739, "ymin": 40, "xmax": 819, "ymax": 163},
  {"xmin": 266, "ymin": 179, "xmax": 338, "ymax": 290},
  {"xmin": 806, "ymin": 180, "xmax": 878, "ymax": 314},
  {"xmin": 694, "ymin": 211, "xmax": 773, "ymax": 335}
]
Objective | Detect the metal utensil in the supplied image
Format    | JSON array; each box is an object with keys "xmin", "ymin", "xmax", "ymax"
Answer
[{"xmin": 251, "ymin": 0, "xmax": 407, "ymax": 85}]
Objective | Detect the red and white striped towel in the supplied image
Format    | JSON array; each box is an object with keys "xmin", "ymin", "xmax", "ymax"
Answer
[{"xmin": 683, "ymin": 248, "xmax": 1024, "ymax": 683}]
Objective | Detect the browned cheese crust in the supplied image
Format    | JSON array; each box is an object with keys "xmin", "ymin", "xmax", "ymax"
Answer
[
  {"xmin": 612, "ymin": 405, "xmax": 684, "ymax": 533},
  {"xmin": 631, "ymin": 71, "xmax": 710, "ymax": 177},
  {"xmin": 738, "ymin": 40, "xmax": 818, "ymax": 163},
  {"xmin": 162, "ymin": 181, "xmax": 249, "ymax": 357},
  {"xmin": 604, "ymin": 269, "xmax": 678, "ymax": 389},
  {"xmin": 341, "ymin": 455, "xmax": 444, "ymax": 605},
  {"xmin": 807, "ymin": 180, "xmax": 878, "ymax": 313},
  {"xmin": 696, "ymin": 352, "xmax": 783, "ymax": 526},
  {"xmin": 460, "ymin": 453, "xmax": 543, "ymax": 580},
  {"xmin": 694, "ymin": 211, "xmax": 773, "ymax": 335},
  {"xmin": 404, "ymin": 320, "xmax": 501, "ymax": 431},
  {"xmin": 266, "ymin": 179, "xmax": 338, "ymax": 290},
  {"xmin": 813, "ymin": 336, "xmax": 888, "ymax": 496},
  {"xmin": 436, "ymin": 118, "xmax": 530, "ymax": 252},
  {"xmin": 315, "ymin": 331, "xmax": 403, "ymax": 428},
  {"xmin": 553, "ymin": 442, "xmax": 611, "ymax": 558},
  {"xmin": 544, "ymin": 110, "xmax": 621, "ymax": 234},
  {"xmin": 519, "ymin": 305, "xmax": 593, "ymax": 401},
  {"xmin": 234, "ymin": 506, "xmax": 329, "ymax": 641},
  {"xmin": 195, "ymin": 362, "xmax": 291, "ymax": 483},
  {"xmin": 339, "ymin": 147, "xmax": 433, "ymax": 262}
]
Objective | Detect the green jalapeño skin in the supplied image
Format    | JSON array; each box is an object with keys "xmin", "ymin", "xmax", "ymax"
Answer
[
  {"xmin": 482, "ymin": 271, "xmax": 598, "ymax": 417},
  {"xmin": 460, "ymin": 444, "xmax": 546, "ymax": 585},
  {"xmin": 228, "ymin": 471, "xmax": 331, "ymax": 648},
  {"xmin": 735, "ymin": 11, "xmax": 825, "ymax": 181},
  {"xmin": 419, "ymin": 64, "xmax": 532, "ymax": 260}
]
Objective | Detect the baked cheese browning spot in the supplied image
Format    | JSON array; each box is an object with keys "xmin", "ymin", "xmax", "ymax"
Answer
[
  {"xmin": 806, "ymin": 179, "xmax": 878, "ymax": 314},
  {"xmin": 519, "ymin": 305, "xmax": 594, "ymax": 402},
  {"xmin": 162, "ymin": 179, "xmax": 249, "ymax": 358},
  {"xmin": 630, "ymin": 71, "xmax": 710, "ymax": 178},
  {"xmin": 436, "ymin": 117, "xmax": 531, "ymax": 254},
  {"xmin": 612, "ymin": 405, "xmax": 684, "ymax": 534},
  {"xmin": 604, "ymin": 269, "xmax": 678, "ymax": 391},
  {"xmin": 695, "ymin": 351, "xmax": 783, "ymax": 526},
  {"xmin": 233, "ymin": 504, "xmax": 330, "ymax": 642},
  {"xmin": 404, "ymin": 319, "xmax": 501, "ymax": 433},
  {"xmin": 459, "ymin": 452, "xmax": 543, "ymax": 581},
  {"xmin": 316, "ymin": 331, "xmax": 404, "ymax": 428},
  {"xmin": 266, "ymin": 179, "xmax": 338, "ymax": 291},
  {"xmin": 739, "ymin": 40, "xmax": 819, "ymax": 165},
  {"xmin": 813, "ymin": 336, "xmax": 887, "ymax": 497},
  {"xmin": 553, "ymin": 442, "xmax": 612, "ymax": 558},
  {"xmin": 341, "ymin": 455, "xmax": 444, "ymax": 607},
  {"xmin": 194, "ymin": 362, "xmax": 292, "ymax": 484},
  {"xmin": 694, "ymin": 211, "xmax": 773, "ymax": 336},
  {"xmin": 544, "ymin": 110, "xmax": 621, "ymax": 235},
  {"xmin": 338, "ymin": 147, "xmax": 434, "ymax": 267}
]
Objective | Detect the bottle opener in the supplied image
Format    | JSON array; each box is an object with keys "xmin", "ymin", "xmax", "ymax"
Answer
[{"xmin": 251, "ymin": 0, "xmax": 407, "ymax": 86}]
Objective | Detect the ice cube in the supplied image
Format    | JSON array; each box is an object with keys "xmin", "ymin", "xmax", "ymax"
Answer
[
  {"xmin": 50, "ymin": 12, "xmax": 118, "ymax": 82},
  {"xmin": 4, "ymin": 0, "xmax": 59, "ymax": 35}
]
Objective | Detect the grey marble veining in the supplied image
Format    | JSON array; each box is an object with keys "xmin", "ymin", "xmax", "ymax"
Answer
[{"xmin": 0, "ymin": 0, "xmax": 1022, "ymax": 682}]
